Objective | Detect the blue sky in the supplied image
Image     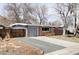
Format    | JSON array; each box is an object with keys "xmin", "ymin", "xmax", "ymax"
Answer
[
  {"xmin": 0, "ymin": 3, "xmax": 60, "ymax": 22},
  {"xmin": 0, "ymin": 3, "xmax": 5, "ymax": 16}
]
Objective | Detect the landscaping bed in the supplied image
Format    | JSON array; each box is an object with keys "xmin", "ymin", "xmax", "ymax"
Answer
[{"xmin": 0, "ymin": 38, "xmax": 44, "ymax": 55}]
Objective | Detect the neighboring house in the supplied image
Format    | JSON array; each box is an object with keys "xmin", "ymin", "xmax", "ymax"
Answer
[{"xmin": 10, "ymin": 23, "xmax": 63, "ymax": 37}]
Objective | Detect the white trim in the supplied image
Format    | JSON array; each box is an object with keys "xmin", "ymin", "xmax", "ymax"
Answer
[
  {"xmin": 10, "ymin": 23, "xmax": 64, "ymax": 27},
  {"xmin": 12, "ymin": 27, "xmax": 26, "ymax": 29}
]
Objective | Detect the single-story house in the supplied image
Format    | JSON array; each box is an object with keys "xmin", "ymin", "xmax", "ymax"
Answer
[
  {"xmin": 0, "ymin": 15, "xmax": 63, "ymax": 38},
  {"xmin": 9, "ymin": 23, "xmax": 63, "ymax": 37}
]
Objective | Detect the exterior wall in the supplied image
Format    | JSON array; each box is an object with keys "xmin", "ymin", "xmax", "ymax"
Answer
[
  {"xmin": 38, "ymin": 27, "xmax": 63, "ymax": 36},
  {"xmin": 39, "ymin": 26, "xmax": 55, "ymax": 36},
  {"xmin": 0, "ymin": 26, "xmax": 63, "ymax": 38},
  {"xmin": 25, "ymin": 28, "xmax": 28, "ymax": 37},
  {"xmin": 54, "ymin": 27, "xmax": 63, "ymax": 35},
  {"xmin": 4, "ymin": 27, "xmax": 26, "ymax": 38},
  {"xmin": 37, "ymin": 26, "xmax": 40, "ymax": 36}
]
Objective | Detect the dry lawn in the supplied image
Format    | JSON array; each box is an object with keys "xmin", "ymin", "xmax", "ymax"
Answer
[
  {"xmin": 0, "ymin": 38, "xmax": 44, "ymax": 55},
  {"xmin": 48, "ymin": 35, "xmax": 79, "ymax": 43}
]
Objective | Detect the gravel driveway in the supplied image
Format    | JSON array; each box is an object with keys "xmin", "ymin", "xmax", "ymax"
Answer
[{"xmin": 16, "ymin": 37, "xmax": 65, "ymax": 54}]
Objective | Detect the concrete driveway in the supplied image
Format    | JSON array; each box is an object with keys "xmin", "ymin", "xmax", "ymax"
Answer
[
  {"xmin": 16, "ymin": 36, "xmax": 79, "ymax": 55},
  {"xmin": 16, "ymin": 37, "xmax": 65, "ymax": 54},
  {"xmin": 30, "ymin": 36, "xmax": 79, "ymax": 47},
  {"xmin": 30, "ymin": 36, "xmax": 79, "ymax": 55}
]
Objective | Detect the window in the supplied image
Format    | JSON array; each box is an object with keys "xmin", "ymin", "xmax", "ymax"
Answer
[{"xmin": 42, "ymin": 27, "xmax": 50, "ymax": 32}]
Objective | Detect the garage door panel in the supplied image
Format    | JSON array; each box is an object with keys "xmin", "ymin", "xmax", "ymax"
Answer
[{"xmin": 28, "ymin": 27, "xmax": 37, "ymax": 37}]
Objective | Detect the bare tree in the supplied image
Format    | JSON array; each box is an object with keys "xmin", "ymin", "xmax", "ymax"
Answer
[
  {"xmin": 55, "ymin": 3, "xmax": 77, "ymax": 35},
  {"xmin": 5, "ymin": 3, "xmax": 21, "ymax": 23},
  {"xmin": 5, "ymin": 3, "xmax": 39, "ymax": 24},
  {"xmin": 34, "ymin": 4, "xmax": 48, "ymax": 25},
  {"xmin": 20, "ymin": 3, "xmax": 36, "ymax": 23},
  {"xmin": 52, "ymin": 20, "xmax": 63, "ymax": 27}
]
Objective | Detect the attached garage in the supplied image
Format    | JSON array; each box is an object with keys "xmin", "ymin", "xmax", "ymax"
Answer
[
  {"xmin": 10, "ymin": 23, "xmax": 27, "ymax": 37},
  {"xmin": 10, "ymin": 23, "xmax": 40, "ymax": 37}
]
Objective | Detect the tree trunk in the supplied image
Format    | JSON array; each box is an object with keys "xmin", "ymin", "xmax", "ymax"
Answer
[
  {"xmin": 63, "ymin": 18, "xmax": 67, "ymax": 36},
  {"xmin": 40, "ymin": 19, "xmax": 42, "ymax": 25},
  {"xmin": 74, "ymin": 14, "xmax": 77, "ymax": 36},
  {"xmin": 63, "ymin": 28, "xmax": 66, "ymax": 36}
]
